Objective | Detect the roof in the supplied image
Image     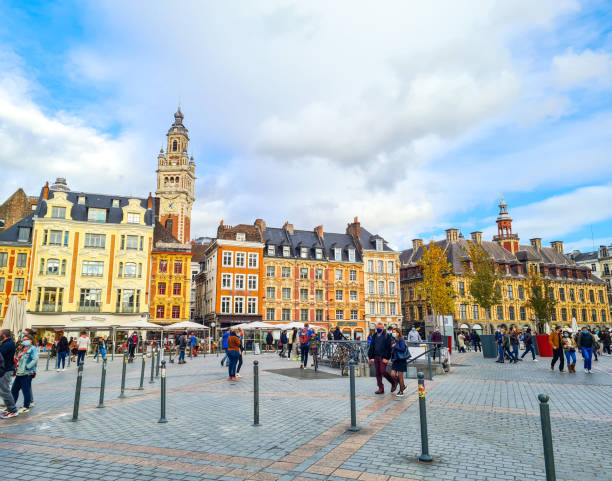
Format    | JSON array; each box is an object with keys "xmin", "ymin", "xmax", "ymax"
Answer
[
  {"xmin": 191, "ymin": 242, "xmax": 210, "ymax": 263},
  {"xmin": 356, "ymin": 227, "xmax": 394, "ymax": 252},
  {"xmin": 263, "ymin": 227, "xmax": 361, "ymax": 262},
  {"xmin": 570, "ymin": 251, "xmax": 599, "ymax": 263},
  {"xmin": 0, "ymin": 214, "xmax": 34, "ymax": 245},
  {"xmin": 36, "ymin": 188, "xmax": 154, "ymax": 226},
  {"xmin": 217, "ymin": 223, "xmax": 263, "ymax": 242}
]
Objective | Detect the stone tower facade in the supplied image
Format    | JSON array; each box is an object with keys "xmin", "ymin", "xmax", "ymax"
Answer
[
  {"xmin": 155, "ymin": 108, "xmax": 196, "ymax": 243},
  {"xmin": 493, "ymin": 194, "xmax": 519, "ymax": 254}
]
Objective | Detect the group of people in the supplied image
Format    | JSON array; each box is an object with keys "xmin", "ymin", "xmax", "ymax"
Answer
[
  {"xmin": 456, "ymin": 330, "xmax": 482, "ymax": 353},
  {"xmin": 549, "ymin": 326, "xmax": 609, "ymax": 374},
  {"xmin": 220, "ymin": 328, "xmax": 245, "ymax": 379}
]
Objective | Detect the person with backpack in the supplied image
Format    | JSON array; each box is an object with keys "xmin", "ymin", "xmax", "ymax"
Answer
[
  {"xmin": 127, "ymin": 331, "xmax": 138, "ymax": 362},
  {"xmin": 265, "ymin": 331, "xmax": 275, "ymax": 352},
  {"xmin": 220, "ymin": 329, "xmax": 230, "ymax": 366},
  {"xmin": 11, "ymin": 333, "xmax": 38, "ymax": 414},
  {"xmin": 561, "ymin": 330, "xmax": 577, "ymax": 373},
  {"xmin": 367, "ymin": 322, "xmax": 396, "ymax": 395},
  {"xmin": 279, "ymin": 330, "xmax": 288, "ymax": 358},
  {"xmin": 390, "ymin": 328, "xmax": 409, "ymax": 397},
  {"xmin": 579, "ymin": 327, "xmax": 594, "ymax": 374},
  {"xmin": 298, "ymin": 324, "xmax": 313, "ymax": 368},
  {"xmin": 0, "ymin": 329, "xmax": 17, "ymax": 419},
  {"xmin": 226, "ymin": 330, "xmax": 241, "ymax": 381},
  {"xmin": 520, "ymin": 328, "xmax": 537, "ymax": 361},
  {"xmin": 471, "ymin": 330, "xmax": 481, "ymax": 352},
  {"xmin": 178, "ymin": 332, "xmax": 188, "ymax": 364}
]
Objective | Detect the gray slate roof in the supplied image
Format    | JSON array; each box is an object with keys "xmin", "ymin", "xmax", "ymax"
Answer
[
  {"xmin": 356, "ymin": 227, "xmax": 394, "ymax": 252},
  {"xmin": 0, "ymin": 214, "xmax": 34, "ymax": 245}
]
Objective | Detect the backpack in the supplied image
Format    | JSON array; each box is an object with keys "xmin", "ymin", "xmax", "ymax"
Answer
[{"xmin": 299, "ymin": 329, "xmax": 309, "ymax": 344}]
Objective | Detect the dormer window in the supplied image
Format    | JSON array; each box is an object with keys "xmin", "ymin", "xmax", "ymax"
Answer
[
  {"xmin": 315, "ymin": 248, "xmax": 322, "ymax": 259},
  {"xmin": 18, "ymin": 227, "xmax": 31, "ymax": 242},
  {"xmin": 112, "ymin": 199, "xmax": 120, "ymax": 208},
  {"xmin": 236, "ymin": 232, "xmax": 246, "ymax": 241},
  {"xmin": 348, "ymin": 248, "xmax": 355, "ymax": 262},
  {"xmin": 51, "ymin": 206, "xmax": 66, "ymax": 219},
  {"xmin": 334, "ymin": 248, "xmax": 342, "ymax": 261},
  {"xmin": 88, "ymin": 208, "xmax": 106, "ymax": 223},
  {"xmin": 267, "ymin": 245, "xmax": 275, "ymax": 256},
  {"xmin": 300, "ymin": 247, "xmax": 308, "ymax": 258},
  {"xmin": 375, "ymin": 239, "xmax": 383, "ymax": 251},
  {"xmin": 78, "ymin": 196, "xmax": 86, "ymax": 205},
  {"xmin": 283, "ymin": 246, "xmax": 290, "ymax": 257},
  {"xmin": 172, "ymin": 139, "xmax": 178, "ymax": 151}
]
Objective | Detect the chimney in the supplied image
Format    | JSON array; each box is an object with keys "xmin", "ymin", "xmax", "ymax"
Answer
[
  {"xmin": 412, "ymin": 239, "xmax": 423, "ymax": 250},
  {"xmin": 314, "ymin": 225, "xmax": 324, "ymax": 239},
  {"xmin": 470, "ymin": 231, "xmax": 482, "ymax": 245},
  {"xmin": 550, "ymin": 241, "xmax": 563, "ymax": 254},
  {"xmin": 530, "ymin": 238, "xmax": 542, "ymax": 250},
  {"xmin": 446, "ymin": 228, "xmax": 459, "ymax": 242},
  {"xmin": 254, "ymin": 218, "xmax": 266, "ymax": 232},
  {"xmin": 147, "ymin": 192, "xmax": 153, "ymax": 209},
  {"xmin": 346, "ymin": 216, "xmax": 361, "ymax": 239},
  {"xmin": 42, "ymin": 181, "xmax": 49, "ymax": 200},
  {"xmin": 283, "ymin": 221, "xmax": 294, "ymax": 235}
]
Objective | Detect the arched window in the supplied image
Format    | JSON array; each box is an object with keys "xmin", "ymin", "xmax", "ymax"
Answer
[
  {"xmin": 164, "ymin": 177, "xmax": 168, "ymax": 185},
  {"xmin": 172, "ymin": 139, "xmax": 178, "ymax": 152},
  {"xmin": 165, "ymin": 219, "xmax": 173, "ymax": 232}
]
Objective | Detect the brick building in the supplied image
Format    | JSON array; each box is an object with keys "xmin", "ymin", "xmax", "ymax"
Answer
[{"xmin": 0, "ymin": 188, "xmax": 37, "ymax": 233}]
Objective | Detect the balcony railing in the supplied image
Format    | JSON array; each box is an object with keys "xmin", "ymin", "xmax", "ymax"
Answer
[
  {"xmin": 40, "ymin": 304, "xmax": 57, "ymax": 312},
  {"xmin": 78, "ymin": 304, "xmax": 101, "ymax": 313}
]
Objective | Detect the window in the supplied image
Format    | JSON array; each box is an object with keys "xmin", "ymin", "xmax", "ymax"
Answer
[
  {"xmin": 378, "ymin": 260, "xmax": 384, "ymax": 273},
  {"xmin": 507, "ymin": 285, "xmax": 513, "ymax": 299},
  {"xmin": 51, "ymin": 206, "xmax": 66, "ymax": 219},
  {"xmin": 172, "ymin": 283, "xmax": 181, "ymax": 296},
  {"xmin": 389, "ymin": 303, "xmax": 396, "ymax": 315},
  {"xmin": 266, "ymin": 266, "xmax": 275, "ymax": 277},
  {"xmin": 509, "ymin": 306, "xmax": 515, "ymax": 321},
  {"xmin": 333, "ymin": 248, "xmax": 341, "ymax": 261},
  {"xmin": 64, "ymin": 231, "xmax": 69, "ymax": 246},
  {"xmin": 88, "ymin": 208, "xmax": 106, "ymax": 223},
  {"xmin": 247, "ymin": 275, "xmax": 258, "ymax": 290},
  {"xmin": 300, "ymin": 247, "xmax": 308, "ymax": 258},
  {"xmin": 13, "ymin": 278, "xmax": 24, "ymax": 292},
  {"xmin": 112, "ymin": 199, "xmax": 120, "ymax": 208},
  {"xmin": 315, "ymin": 248, "xmax": 322, "ymax": 259},
  {"xmin": 235, "ymin": 252, "xmax": 246, "ymax": 267},
  {"xmin": 367, "ymin": 260, "xmax": 374, "ymax": 273},
  {"xmin": 472, "ymin": 305, "xmax": 479, "ymax": 320},
  {"xmin": 569, "ymin": 288, "xmax": 575, "ymax": 302},
  {"xmin": 591, "ymin": 309, "xmax": 597, "ymax": 322},
  {"xmin": 300, "ymin": 309, "xmax": 308, "ymax": 321},
  {"xmin": 378, "ymin": 302, "xmax": 385, "ymax": 315},
  {"xmin": 378, "ymin": 281, "xmax": 385, "ymax": 295},
  {"xmin": 248, "ymin": 253, "xmax": 258, "ymax": 268},
  {"xmin": 174, "ymin": 261, "xmax": 183, "ymax": 274},
  {"xmin": 300, "ymin": 288, "xmax": 308, "ymax": 301},
  {"xmin": 518, "ymin": 285, "xmax": 524, "ymax": 300},
  {"xmin": 599, "ymin": 290, "xmax": 604, "ymax": 303},
  {"xmin": 315, "ymin": 269, "xmax": 323, "ymax": 280},
  {"xmin": 172, "ymin": 139, "xmax": 178, "ymax": 151},
  {"xmin": 389, "ymin": 281, "xmax": 396, "ymax": 296},
  {"xmin": 159, "ymin": 260, "xmax": 169, "ymax": 274},
  {"xmin": 349, "ymin": 309, "xmax": 358, "ymax": 320},
  {"xmin": 49, "ymin": 230, "xmax": 62, "ymax": 245},
  {"xmin": 158, "ymin": 282, "xmax": 166, "ymax": 295},
  {"xmin": 561, "ymin": 308, "xmax": 567, "ymax": 322},
  {"xmin": 497, "ymin": 306, "xmax": 504, "ymax": 320},
  {"xmin": 17, "ymin": 227, "xmax": 30, "ymax": 242},
  {"xmin": 349, "ymin": 270, "xmax": 357, "ymax": 282},
  {"xmin": 282, "ymin": 287, "xmax": 291, "ymax": 300},
  {"xmin": 283, "ymin": 246, "xmax": 290, "ymax": 257},
  {"xmin": 45, "ymin": 258, "xmax": 59, "ymax": 275},
  {"xmin": 247, "ymin": 297, "xmax": 257, "ymax": 314},
  {"xmin": 300, "ymin": 268, "xmax": 308, "ymax": 279},
  {"xmin": 120, "ymin": 289, "xmax": 139, "ymax": 313},
  {"xmin": 336, "ymin": 309, "xmax": 344, "ymax": 320},
  {"xmin": 520, "ymin": 306, "xmax": 526, "ymax": 321},
  {"xmin": 605, "ymin": 264, "xmax": 611, "ymax": 276},
  {"xmin": 315, "ymin": 309, "xmax": 324, "ymax": 321},
  {"xmin": 348, "ymin": 248, "xmax": 355, "ymax": 262},
  {"xmin": 172, "ymin": 305, "xmax": 181, "ymax": 319},
  {"xmin": 235, "ymin": 232, "xmax": 246, "ymax": 241},
  {"xmin": 0, "ymin": 278, "xmax": 4, "ymax": 292},
  {"xmin": 123, "ymin": 262, "xmax": 137, "ymax": 278},
  {"xmin": 84, "ymin": 233, "xmax": 105, "ymax": 248},
  {"xmin": 222, "ymin": 251, "xmax": 233, "ymax": 266},
  {"xmin": 591, "ymin": 264, "xmax": 597, "ymax": 272},
  {"xmin": 548, "ymin": 287, "xmax": 555, "ymax": 300},
  {"xmin": 601, "ymin": 310, "xmax": 607, "ymax": 323},
  {"xmin": 221, "ymin": 296, "xmax": 231, "ymax": 313},
  {"xmin": 0, "ymin": 253, "xmax": 6, "ymax": 267},
  {"xmin": 78, "ymin": 196, "xmax": 85, "ymax": 204},
  {"xmin": 79, "ymin": 289, "xmax": 101, "ymax": 312},
  {"xmin": 387, "ymin": 261, "xmax": 394, "ymax": 274},
  {"xmin": 127, "ymin": 213, "xmax": 140, "ymax": 224},
  {"xmin": 16, "ymin": 253, "xmax": 27, "ymax": 268},
  {"xmin": 267, "ymin": 245, "xmax": 275, "ymax": 256},
  {"xmin": 282, "ymin": 267, "xmax": 291, "ymax": 278},
  {"xmin": 559, "ymin": 288, "xmax": 565, "ymax": 302},
  {"xmin": 266, "ymin": 287, "xmax": 276, "ymax": 299},
  {"xmin": 369, "ymin": 302, "xmax": 376, "ymax": 315},
  {"xmin": 157, "ymin": 305, "xmax": 165, "ymax": 318},
  {"xmin": 350, "ymin": 290, "xmax": 357, "ymax": 301},
  {"xmin": 233, "ymin": 297, "xmax": 244, "ymax": 314},
  {"xmin": 368, "ymin": 280, "xmax": 375, "ymax": 294},
  {"xmin": 282, "ymin": 309, "xmax": 291, "ymax": 321},
  {"xmin": 457, "ymin": 281, "xmax": 465, "ymax": 296},
  {"xmin": 266, "ymin": 308, "xmax": 275, "ymax": 321},
  {"xmin": 315, "ymin": 289, "xmax": 324, "ymax": 301},
  {"xmin": 336, "ymin": 290, "xmax": 343, "ymax": 301},
  {"xmin": 589, "ymin": 290, "xmax": 595, "ymax": 303},
  {"xmin": 460, "ymin": 304, "xmax": 467, "ymax": 320},
  {"xmin": 234, "ymin": 274, "xmax": 245, "ymax": 290},
  {"xmin": 335, "ymin": 269, "xmax": 343, "ymax": 281},
  {"xmin": 124, "ymin": 235, "xmax": 138, "ymax": 250},
  {"xmin": 82, "ymin": 261, "xmax": 104, "ymax": 277},
  {"xmin": 579, "ymin": 289, "xmax": 585, "ymax": 302},
  {"xmin": 582, "ymin": 309, "xmax": 587, "ymax": 322}
]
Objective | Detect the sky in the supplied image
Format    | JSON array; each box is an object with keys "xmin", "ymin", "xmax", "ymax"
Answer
[{"xmin": 0, "ymin": 0, "xmax": 611, "ymax": 253}]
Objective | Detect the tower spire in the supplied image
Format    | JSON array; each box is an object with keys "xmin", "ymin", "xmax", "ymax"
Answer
[{"xmin": 493, "ymin": 195, "xmax": 519, "ymax": 254}]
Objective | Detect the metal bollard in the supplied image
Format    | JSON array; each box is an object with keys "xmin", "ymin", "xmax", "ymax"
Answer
[
  {"xmin": 149, "ymin": 351, "xmax": 155, "ymax": 384},
  {"xmin": 417, "ymin": 372, "xmax": 432, "ymax": 462},
  {"xmin": 348, "ymin": 359, "xmax": 360, "ymax": 431},
  {"xmin": 119, "ymin": 352, "xmax": 128, "ymax": 398},
  {"xmin": 138, "ymin": 353, "xmax": 146, "ymax": 390},
  {"xmin": 158, "ymin": 361, "xmax": 167, "ymax": 423},
  {"xmin": 97, "ymin": 359, "xmax": 107, "ymax": 408},
  {"xmin": 427, "ymin": 348, "xmax": 432, "ymax": 380},
  {"xmin": 46, "ymin": 351, "xmax": 50, "ymax": 371},
  {"xmin": 538, "ymin": 394, "xmax": 556, "ymax": 481},
  {"xmin": 156, "ymin": 349, "xmax": 161, "ymax": 378},
  {"xmin": 72, "ymin": 362, "xmax": 84, "ymax": 421},
  {"xmin": 253, "ymin": 360, "xmax": 260, "ymax": 426}
]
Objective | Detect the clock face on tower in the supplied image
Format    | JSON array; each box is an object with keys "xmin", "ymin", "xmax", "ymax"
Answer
[{"xmin": 166, "ymin": 201, "xmax": 175, "ymax": 212}]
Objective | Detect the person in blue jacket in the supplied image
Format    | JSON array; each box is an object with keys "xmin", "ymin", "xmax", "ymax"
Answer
[
  {"xmin": 220, "ymin": 329, "xmax": 230, "ymax": 366},
  {"xmin": 11, "ymin": 333, "xmax": 38, "ymax": 414}
]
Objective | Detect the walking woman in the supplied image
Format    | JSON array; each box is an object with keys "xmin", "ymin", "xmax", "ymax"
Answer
[
  {"xmin": 561, "ymin": 331, "xmax": 577, "ymax": 373},
  {"xmin": 12, "ymin": 333, "xmax": 38, "ymax": 413},
  {"xmin": 235, "ymin": 328, "xmax": 244, "ymax": 378},
  {"xmin": 227, "ymin": 330, "xmax": 241, "ymax": 381},
  {"xmin": 579, "ymin": 327, "xmax": 594, "ymax": 373},
  {"xmin": 390, "ymin": 328, "xmax": 409, "ymax": 397},
  {"xmin": 56, "ymin": 335, "xmax": 69, "ymax": 371}
]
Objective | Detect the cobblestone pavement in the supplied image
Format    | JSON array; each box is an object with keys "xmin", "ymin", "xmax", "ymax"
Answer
[{"xmin": 1, "ymin": 349, "xmax": 611, "ymax": 481}]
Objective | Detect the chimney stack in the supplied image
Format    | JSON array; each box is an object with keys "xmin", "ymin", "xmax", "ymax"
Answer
[
  {"xmin": 314, "ymin": 225, "xmax": 324, "ymax": 239},
  {"xmin": 470, "ymin": 231, "xmax": 482, "ymax": 245},
  {"xmin": 530, "ymin": 238, "xmax": 542, "ymax": 250},
  {"xmin": 550, "ymin": 241, "xmax": 563, "ymax": 254},
  {"xmin": 446, "ymin": 228, "xmax": 459, "ymax": 242},
  {"xmin": 254, "ymin": 218, "xmax": 266, "ymax": 232},
  {"xmin": 283, "ymin": 221, "xmax": 294, "ymax": 235},
  {"xmin": 42, "ymin": 181, "xmax": 49, "ymax": 200},
  {"xmin": 147, "ymin": 192, "xmax": 153, "ymax": 209},
  {"xmin": 412, "ymin": 239, "xmax": 423, "ymax": 250},
  {"xmin": 346, "ymin": 216, "xmax": 361, "ymax": 239}
]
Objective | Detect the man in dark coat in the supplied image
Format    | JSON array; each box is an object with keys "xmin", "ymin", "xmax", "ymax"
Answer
[{"xmin": 367, "ymin": 322, "xmax": 396, "ymax": 394}]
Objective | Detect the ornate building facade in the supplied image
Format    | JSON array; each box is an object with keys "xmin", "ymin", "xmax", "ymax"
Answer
[{"xmin": 0, "ymin": 215, "xmax": 33, "ymax": 319}]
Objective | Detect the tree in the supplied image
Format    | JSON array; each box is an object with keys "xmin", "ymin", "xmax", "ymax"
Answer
[
  {"xmin": 417, "ymin": 241, "xmax": 455, "ymax": 330},
  {"xmin": 464, "ymin": 242, "xmax": 501, "ymax": 332},
  {"xmin": 526, "ymin": 268, "xmax": 557, "ymax": 334}
]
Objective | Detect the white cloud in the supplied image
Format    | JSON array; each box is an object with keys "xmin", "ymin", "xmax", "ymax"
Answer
[{"xmin": 553, "ymin": 49, "xmax": 612, "ymax": 90}]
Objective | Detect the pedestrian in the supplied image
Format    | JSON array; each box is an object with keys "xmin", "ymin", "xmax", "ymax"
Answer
[
  {"xmin": 430, "ymin": 327, "xmax": 442, "ymax": 361},
  {"xmin": 601, "ymin": 329, "xmax": 611, "ymax": 355},
  {"xmin": 333, "ymin": 326, "xmax": 344, "ymax": 341},
  {"xmin": 76, "ymin": 331, "xmax": 90, "ymax": 365},
  {"xmin": 464, "ymin": 331, "xmax": 472, "ymax": 351},
  {"xmin": 502, "ymin": 329, "xmax": 517, "ymax": 363},
  {"xmin": 326, "ymin": 331, "xmax": 333, "ymax": 341},
  {"xmin": 265, "ymin": 331, "xmax": 274, "ymax": 352},
  {"xmin": 220, "ymin": 329, "xmax": 230, "ymax": 366},
  {"xmin": 390, "ymin": 328, "xmax": 409, "ymax": 397},
  {"xmin": 407, "ymin": 326, "xmax": 421, "ymax": 346},
  {"xmin": 236, "ymin": 329, "xmax": 244, "ymax": 378},
  {"xmin": 561, "ymin": 331, "xmax": 577, "ymax": 373},
  {"xmin": 298, "ymin": 324, "xmax": 313, "ymax": 368},
  {"xmin": 549, "ymin": 326, "xmax": 565, "ymax": 373},
  {"xmin": 495, "ymin": 329, "xmax": 504, "ymax": 363},
  {"xmin": 127, "ymin": 331, "xmax": 138, "ymax": 362},
  {"xmin": 509, "ymin": 328, "xmax": 520, "ymax": 361},
  {"xmin": 178, "ymin": 331, "xmax": 187, "ymax": 364},
  {"xmin": 367, "ymin": 322, "xmax": 396, "ymax": 395},
  {"xmin": 189, "ymin": 332, "xmax": 197, "ymax": 357},
  {"xmin": 457, "ymin": 331, "xmax": 466, "ymax": 353},
  {"xmin": 520, "ymin": 328, "xmax": 537, "ymax": 361},
  {"xmin": 471, "ymin": 330, "xmax": 481, "ymax": 352},
  {"xmin": 592, "ymin": 329, "xmax": 600, "ymax": 362},
  {"xmin": 11, "ymin": 333, "xmax": 38, "ymax": 414},
  {"xmin": 279, "ymin": 330, "xmax": 288, "ymax": 358},
  {"xmin": 0, "ymin": 329, "xmax": 18, "ymax": 419},
  {"xmin": 287, "ymin": 327, "xmax": 297, "ymax": 359},
  {"xmin": 578, "ymin": 327, "xmax": 594, "ymax": 373},
  {"xmin": 56, "ymin": 335, "xmax": 69, "ymax": 371},
  {"xmin": 226, "ymin": 330, "xmax": 241, "ymax": 381},
  {"xmin": 69, "ymin": 337, "xmax": 78, "ymax": 362}
]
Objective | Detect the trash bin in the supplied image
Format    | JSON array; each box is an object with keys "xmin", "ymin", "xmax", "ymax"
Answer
[{"xmin": 480, "ymin": 335, "xmax": 497, "ymax": 358}]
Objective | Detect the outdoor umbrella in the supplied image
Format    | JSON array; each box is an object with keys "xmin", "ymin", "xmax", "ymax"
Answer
[
  {"xmin": 232, "ymin": 321, "xmax": 278, "ymax": 330},
  {"xmin": 162, "ymin": 321, "xmax": 209, "ymax": 330},
  {"xmin": 571, "ymin": 317, "xmax": 578, "ymax": 333},
  {"xmin": 2, "ymin": 295, "xmax": 18, "ymax": 333},
  {"xmin": 544, "ymin": 322, "xmax": 551, "ymax": 335}
]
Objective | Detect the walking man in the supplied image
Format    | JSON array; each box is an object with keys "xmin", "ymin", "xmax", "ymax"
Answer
[
  {"xmin": 367, "ymin": 322, "xmax": 397, "ymax": 395},
  {"xmin": 579, "ymin": 327, "xmax": 594, "ymax": 373},
  {"xmin": 220, "ymin": 329, "xmax": 230, "ymax": 366},
  {"xmin": 430, "ymin": 328, "xmax": 442, "ymax": 361},
  {"xmin": 0, "ymin": 329, "xmax": 17, "ymax": 418},
  {"xmin": 471, "ymin": 330, "xmax": 481, "ymax": 352},
  {"xmin": 298, "ymin": 324, "xmax": 313, "ymax": 368},
  {"xmin": 407, "ymin": 326, "xmax": 422, "ymax": 346},
  {"xmin": 127, "ymin": 331, "xmax": 138, "ymax": 362},
  {"xmin": 549, "ymin": 326, "xmax": 565, "ymax": 373},
  {"xmin": 520, "ymin": 328, "xmax": 537, "ymax": 361}
]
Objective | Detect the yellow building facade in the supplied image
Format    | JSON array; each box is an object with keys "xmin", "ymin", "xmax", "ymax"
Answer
[{"xmin": 150, "ymin": 248, "xmax": 192, "ymax": 323}]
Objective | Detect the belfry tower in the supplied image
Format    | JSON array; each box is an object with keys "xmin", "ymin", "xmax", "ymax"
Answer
[
  {"xmin": 156, "ymin": 107, "xmax": 196, "ymax": 243},
  {"xmin": 493, "ymin": 194, "xmax": 520, "ymax": 254}
]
